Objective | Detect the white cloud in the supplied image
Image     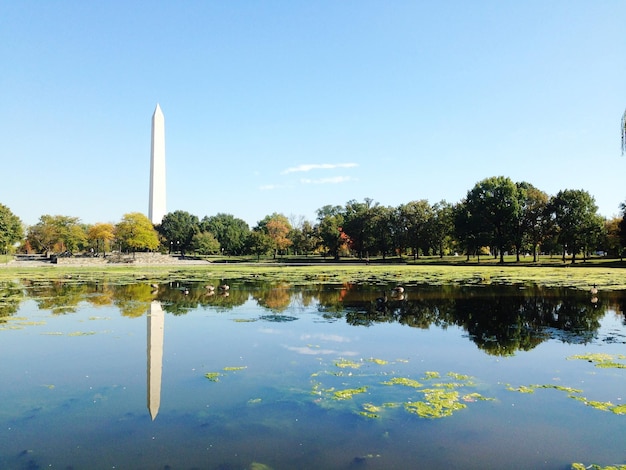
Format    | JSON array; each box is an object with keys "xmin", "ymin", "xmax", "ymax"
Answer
[
  {"xmin": 282, "ymin": 163, "xmax": 358, "ymax": 174},
  {"xmin": 300, "ymin": 176, "xmax": 356, "ymax": 185},
  {"xmin": 300, "ymin": 333, "xmax": 352, "ymax": 343},
  {"xmin": 284, "ymin": 345, "xmax": 359, "ymax": 356},
  {"xmin": 259, "ymin": 183, "xmax": 292, "ymax": 190}
]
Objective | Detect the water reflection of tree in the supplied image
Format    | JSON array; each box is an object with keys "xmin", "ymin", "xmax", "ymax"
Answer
[
  {"xmin": 0, "ymin": 282, "xmax": 24, "ymax": 321},
  {"xmin": 396, "ymin": 298, "xmax": 456, "ymax": 329},
  {"xmin": 85, "ymin": 283, "xmax": 115, "ymax": 307},
  {"xmin": 330, "ymin": 285, "xmax": 610, "ymax": 356},
  {"xmin": 7, "ymin": 279, "xmax": 622, "ymax": 354},
  {"xmin": 536, "ymin": 290, "xmax": 604, "ymax": 344},
  {"xmin": 154, "ymin": 282, "xmax": 249, "ymax": 315},
  {"xmin": 452, "ymin": 289, "xmax": 549, "ymax": 355},
  {"xmin": 113, "ymin": 284, "xmax": 155, "ymax": 317},
  {"xmin": 252, "ymin": 283, "xmax": 291, "ymax": 312},
  {"xmin": 27, "ymin": 280, "xmax": 91, "ymax": 314}
]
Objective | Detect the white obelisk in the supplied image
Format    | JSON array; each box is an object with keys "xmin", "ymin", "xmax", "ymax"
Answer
[
  {"xmin": 147, "ymin": 301, "xmax": 164, "ymax": 420},
  {"xmin": 149, "ymin": 104, "xmax": 166, "ymax": 225}
]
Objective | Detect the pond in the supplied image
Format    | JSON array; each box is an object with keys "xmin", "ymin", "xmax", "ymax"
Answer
[{"xmin": 0, "ymin": 279, "xmax": 625, "ymax": 469}]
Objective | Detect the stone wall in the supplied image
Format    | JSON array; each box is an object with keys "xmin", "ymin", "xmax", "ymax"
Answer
[
  {"xmin": 53, "ymin": 256, "xmax": 108, "ymax": 266},
  {"xmin": 53, "ymin": 252, "xmax": 207, "ymax": 266}
]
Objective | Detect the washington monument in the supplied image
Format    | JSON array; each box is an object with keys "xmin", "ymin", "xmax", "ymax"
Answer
[{"xmin": 149, "ymin": 104, "xmax": 166, "ymax": 225}]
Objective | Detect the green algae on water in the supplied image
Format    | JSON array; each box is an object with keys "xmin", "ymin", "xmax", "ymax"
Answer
[
  {"xmin": 571, "ymin": 464, "xmax": 626, "ymax": 470},
  {"xmin": 404, "ymin": 389, "xmax": 466, "ymax": 419},
  {"xmin": 506, "ymin": 382, "xmax": 626, "ymax": 415},
  {"xmin": 382, "ymin": 377, "xmax": 422, "ymax": 388},
  {"xmin": 611, "ymin": 404, "xmax": 626, "ymax": 415},
  {"xmin": 368, "ymin": 358, "xmax": 388, "ymax": 365},
  {"xmin": 570, "ymin": 395, "xmax": 626, "ymax": 414},
  {"xmin": 505, "ymin": 383, "xmax": 583, "ymax": 394},
  {"xmin": 250, "ymin": 462, "xmax": 274, "ymax": 470},
  {"xmin": 505, "ymin": 384, "xmax": 537, "ymax": 393},
  {"xmin": 447, "ymin": 372, "xmax": 471, "ymax": 381},
  {"xmin": 462, "ymin": 392, "xmax": 495, "ymax": 402},
  {"xmin": 568, "ymin": 353, "xmax": 626, "ymax": 369},
  {"xmin": 312, "ymin": 359, "xmax": 492, "ymax": 420},
  {"xmin": 358, "ymin": 403, "xmax": 381, "ymax": 418},
  {"xmin": 335, "ymin": 358, "xmax": 361, "ymax": 369},
  {"xmin": 333, "ymin": 386, "xmax": 367, "ymax": 400},
  {"xmin": 204, "ymin": 366, "xmax": 247, "ymax": 381}
]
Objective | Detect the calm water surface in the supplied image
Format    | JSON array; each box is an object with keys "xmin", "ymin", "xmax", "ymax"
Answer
[{"xmin": 0, "ymin": 280, "xmax": 625, "ymax": 470}]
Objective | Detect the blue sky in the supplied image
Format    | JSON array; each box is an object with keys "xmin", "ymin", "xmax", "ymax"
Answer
[{"xmin": 2, "ymin": 1, "xmax": 625, "ymax": 228}]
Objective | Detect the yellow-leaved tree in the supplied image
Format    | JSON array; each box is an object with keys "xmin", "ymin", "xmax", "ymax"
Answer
[
  {"xmin": 87, "ymin": 223, "xmax": 115, "ymax": 257},
  {"xmin": 114, "ymin": 213, "xmax": 159, "ymax": 255}
]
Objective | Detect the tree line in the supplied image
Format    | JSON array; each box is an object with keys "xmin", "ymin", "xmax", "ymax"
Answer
[{"xmin": 1, "ymin": 176, "xmax": 625, "ymax": 263}]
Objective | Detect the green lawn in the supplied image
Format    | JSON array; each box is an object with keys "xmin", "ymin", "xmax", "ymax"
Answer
[{"xmin": 1, "ymin": 256, "xmax": 625, "ymax": 290}]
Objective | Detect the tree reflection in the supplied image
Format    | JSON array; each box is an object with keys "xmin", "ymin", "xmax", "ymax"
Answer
[
  {"xmin": 0, "ymin": 282, "xmax": 23, "ymax": 321},
  {"xmin": 113, "ymin": 284, "xmax": 155, "ymax": 317},
  {"xmin": 2, "ymin": 278, "xmax": 623, "ymax": 355},
  {"xmin": 324, "ymin": 285, "xmax": 612, "ymax": 356},
  {"xmin": 452, "ymin": 288, "xmax": 548, "ymax": 355},
  {"xmin": 252, "ymin": 283, "xmax": 291, "ymax": 312},
  {"xmin": 27, "ymin": 280, "xmax": 91, "ymax": 314}
]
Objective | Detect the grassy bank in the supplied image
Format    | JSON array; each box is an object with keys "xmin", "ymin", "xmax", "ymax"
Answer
[{"xmin": 0, "ymin": 261, "xmax": 625, "ymax": 291}]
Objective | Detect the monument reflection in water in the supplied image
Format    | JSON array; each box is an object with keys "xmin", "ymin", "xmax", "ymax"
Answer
[{"xmin": 147, "ymin": 300, "xmax": 164, "ymax": 420}]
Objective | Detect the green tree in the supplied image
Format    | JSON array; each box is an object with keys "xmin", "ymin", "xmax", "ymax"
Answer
[
  {"xmin": 27, "ymin": 215, "xmax": 86, "ymax": 255},
  {"xmin": 429, "ymin": 200, "xmax": 454, "ymax": 258},
  {"xmin": 549, "ymin": 189, "xmax": 603, "ymax": 263},
  {"xmin": 342, "ymin": 198, "xmax": 379, "ymax": 259},
  {"xmin": 518, "ymin": 185, "xmax": 551, "ymax": 262},
  {"xmin": 115, "ymin": 212, "xmax": 159, "ymax": 254},
  {"xmin": 26, "ymin": 216, "xmax": 58, "ymax": 255},
  {"xmin": 464, "ymin": 176, "xmax": 521, "ymax": 263},
  {"xmin": 247, "ymin": 230, "xmax": 272, "ymax": 260},
  {"xmin": 158, "ymin": 210, "xmax": 200, "ymax": 256},
  {"xmin": 288, "ymin": 216, "xmax": 318, "ymax": 256},
  {"xmin": 0, "ymin": 203, "xmax": 23, "ymax": 254},
  {"xmin": 316, "ymin": 205, "xmax": 345, "ymax": 260},
  {"xmin": 603, "ymin": 216, "xmax": 622, "ymax": 258},
  {"xmin": 191, "ymin": 231, "xmax": 221, "ymax": 255},
  {"xmin": 200, "ymin": 213, "xmax": 250, "ymax": 255},
  {"xmin": 619, "ymin": 202, "xmax": 626, "ymax": 258},
  {"xmin": 454, "ymin": 201, "xmax": 491, "ymax": 262},
  {"xmin": 370, "ymin": 205, "xmax": 395, "ymax": 259},
  {"xmin": 397, "ymin": 200, "xmax": 432, "ymax": 259}
]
